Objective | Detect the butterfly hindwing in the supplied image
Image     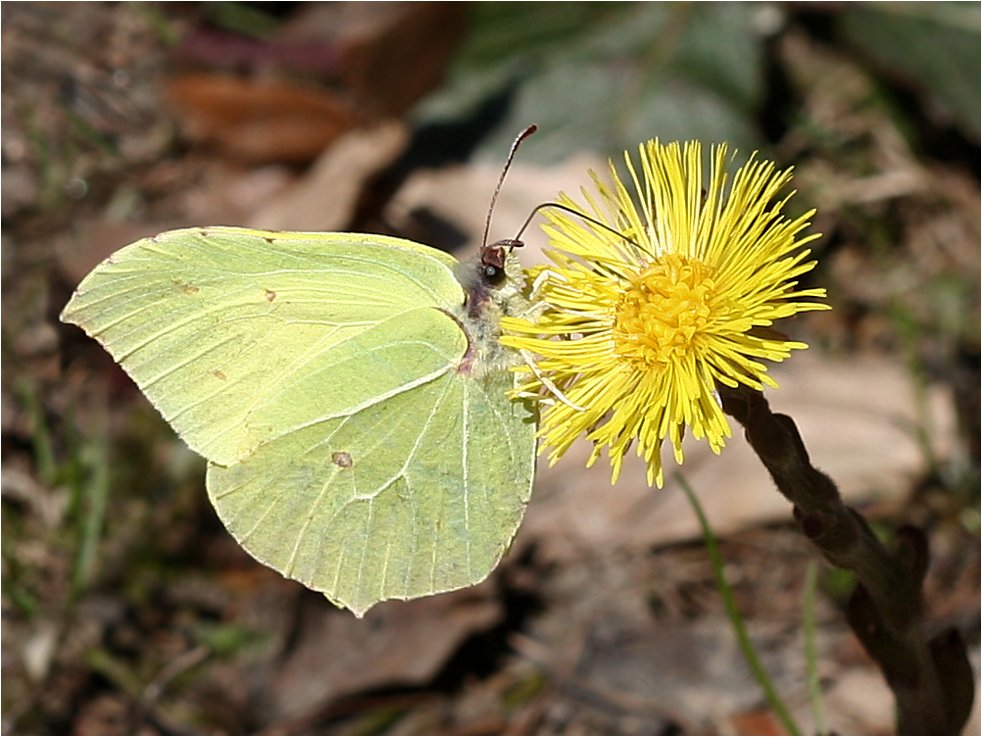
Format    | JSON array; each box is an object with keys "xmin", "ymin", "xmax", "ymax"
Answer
[{"xmin": 208, "ymin": 358, "xmax": 534, "ymax": 617}]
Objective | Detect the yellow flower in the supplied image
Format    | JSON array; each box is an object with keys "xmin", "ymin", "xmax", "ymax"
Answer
[{"xmin": 501, "ymin": 140, "xmax": 830, "ymax": 487}]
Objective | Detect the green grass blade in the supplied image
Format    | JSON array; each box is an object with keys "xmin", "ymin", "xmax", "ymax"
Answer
[
  {"xmin": 803, "ymin": 559, "xmax": 828, "ymax": 735},
  {"xmin": 675, "ymin": 472, "xmax": 801, "ymax": 736},
  {"xmin": 73, "ymin": 434, "xmax": 110, "ymax": 593}
]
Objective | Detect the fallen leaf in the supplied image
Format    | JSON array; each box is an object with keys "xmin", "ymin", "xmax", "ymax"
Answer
[
  {"xmin": 249, "ymin": 122, "xmax": 408, "ymax": 232},
  {"xmin": 166, "ymin": 75, "xmax": 359, "ymax": 164},
  {"xmin": 272, "ymin": 587, "xmax": 502, "ymax": 724}
]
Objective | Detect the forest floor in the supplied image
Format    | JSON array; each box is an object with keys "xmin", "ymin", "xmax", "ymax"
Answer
[{"xmin": 2, "ymin": 3, "xmax": 979, "ymax": 735}]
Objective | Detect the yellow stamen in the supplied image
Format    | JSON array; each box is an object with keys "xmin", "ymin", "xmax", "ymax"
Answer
[{"xmin": 614, "ymin": 254, "xmax": 716, "ymax": 367}]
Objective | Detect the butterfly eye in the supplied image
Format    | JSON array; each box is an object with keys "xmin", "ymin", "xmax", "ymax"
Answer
[
  {"xmin": 479, "ymin": 243, "xmax": 509, "ymax": 286},
  {"xmin": 483, "ymin": 264, "xmax": 503, "ymax": 281}
]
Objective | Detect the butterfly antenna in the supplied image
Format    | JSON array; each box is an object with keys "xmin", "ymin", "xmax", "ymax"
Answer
[
  {"xmin": 513, "ymin": 202, "xmax": 643, "ymax": 251},
  {"xmin": 482, "ymin": 124, "xmax": 538, "ymax": 249}
]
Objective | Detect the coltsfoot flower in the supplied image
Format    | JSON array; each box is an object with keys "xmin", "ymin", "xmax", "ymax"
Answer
[{"xmin": 501, "ymin": 140, "xmax": 830, "ymax": 487}]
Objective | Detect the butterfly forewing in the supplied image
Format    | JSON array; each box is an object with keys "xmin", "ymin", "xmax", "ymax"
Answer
[{"xmin": 61, "ymin": 228, "xmax": 464, "ymax": 465}]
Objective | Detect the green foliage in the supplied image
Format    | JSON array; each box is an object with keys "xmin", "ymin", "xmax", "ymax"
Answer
[
  {"xmin": 417, "ymin": 2, "xmax": 768, "ymax": 161},
  {"xmin": 841, "ymin": 3, "xmax": 981, "ymax": 138},
  {"xmin": 202, "ymin": 1, "xmax": 282, "ymax": 40},
  {"xmin": 192, "ymin": 622, "xmax": 262, "ymax": 657}
]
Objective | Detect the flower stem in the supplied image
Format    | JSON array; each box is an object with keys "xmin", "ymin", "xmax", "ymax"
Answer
[{"xmin": 718, "ymin": 383, "xmax": 973, "ymax": 735}]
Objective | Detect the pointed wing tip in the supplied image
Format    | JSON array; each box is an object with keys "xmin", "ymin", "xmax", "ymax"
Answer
[
  {"xmin": 60, "ymin": 301, "xmax": 81, "ymax": 327},
  {"xmin": 324, "ymin": 591, "xmax": 374, "ymax": 619}
]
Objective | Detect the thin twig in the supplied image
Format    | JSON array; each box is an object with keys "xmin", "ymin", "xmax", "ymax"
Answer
[{"xmin": 130, "ymin": 645, "xmax": 211, "ymax": 731}]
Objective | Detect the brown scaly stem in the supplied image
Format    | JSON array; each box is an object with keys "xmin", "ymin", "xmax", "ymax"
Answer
[{"xmin": 718, "ymin": 383, "xmax": 974, "ymax": 735}]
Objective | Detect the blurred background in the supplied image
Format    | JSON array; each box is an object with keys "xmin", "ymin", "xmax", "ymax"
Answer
[{"xmin": 2, "ymin": 2, "xmax": 979, "ymax": 734}]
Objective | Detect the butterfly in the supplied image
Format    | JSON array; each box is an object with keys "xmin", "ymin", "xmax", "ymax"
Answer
[{"xmin": 61, "ymin": 129, "xmax": 540, "ymax": 617}]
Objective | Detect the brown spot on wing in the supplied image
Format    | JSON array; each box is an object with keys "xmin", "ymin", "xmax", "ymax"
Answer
[{"xmin": 171, "ymin": 279, "xmax": 200, "ymax": 295}]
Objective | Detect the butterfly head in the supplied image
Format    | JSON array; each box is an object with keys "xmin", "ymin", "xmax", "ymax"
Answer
[
  {"xmin": 456, "ymin": 238, "xmax": 525, "ymax": 320},
  {"xmin": 480, "ymin": 238, "xmax": 523, "ymax": 286}
]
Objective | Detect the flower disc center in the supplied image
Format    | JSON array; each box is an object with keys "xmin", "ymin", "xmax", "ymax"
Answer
[{"xmin": 613, "ymin": 254, "xmax": 715, "ymax": 366}]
